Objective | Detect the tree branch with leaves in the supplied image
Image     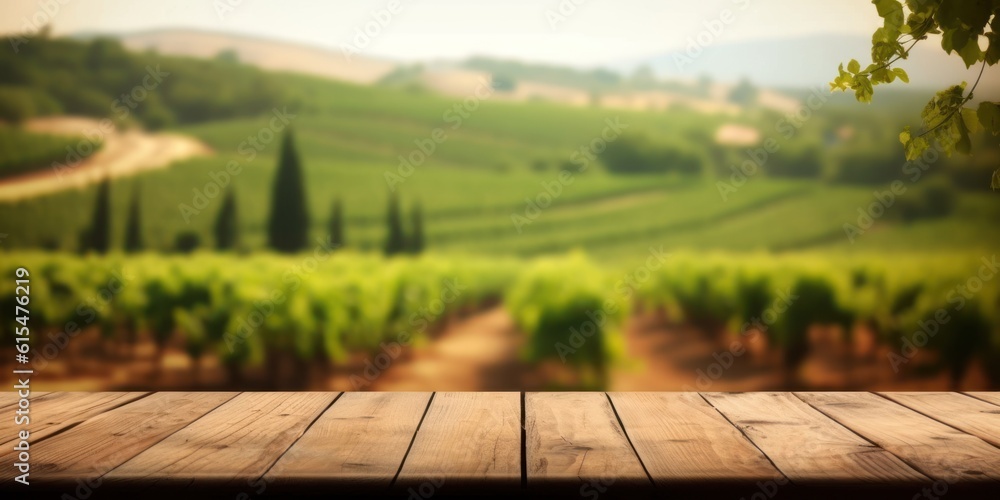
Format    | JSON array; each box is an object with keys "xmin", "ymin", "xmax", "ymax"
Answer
[{"xmin": 831, "ymin": 0, "xmax": 1000, "ymax": 189}]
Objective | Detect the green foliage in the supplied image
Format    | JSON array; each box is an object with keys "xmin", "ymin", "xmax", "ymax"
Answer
[
  {"xmin": 124, "ymin": 182, "xmax": 143, "ymax": 253},
  {"xmin": 766, "ymin": 143, "xmax": 825, "ymax": 179},
  {"xmin": 832, "ymin": 147, "xmax": 904, "ymax": 184},
  {"xmin": 144, "ymin": 278, "xmax": 178, "ymax": 352},
  {"xmin": 773, "ymin": 276, "xmax": 849, "ymax": 374},
  {"xmin": 600, "ymin": 134, "xmax": 703, "ymax": 175},
  {"xmin": 934, "ymin": 301, "xmax": 991, "ymax": 386},
  {"xmin": 0, "ymin": 36, "xmax": 288, "ymax": 128},
  {"xmin": 0, "ymin": 86, "xmax": 61, "ymax": 123},
  {"xmin": 408, "ymin": 201, "xmax": 425, "ymax": 254},
  {"xmin": 83, "ymin": 178, "xmax": 112, "ymax": 254},
  {"xmin": 384, "ymin": 191, "xmax": 406, "ymax": 255},
  {"xmin": 174, "ymin": 231, "xmax": 201, "ymax": 253},
  {"xmin": 267, "ymin": 128, "xmax": 310, "ymax": 253},
  {"xmin": 2, "ymin": 251, "xmax": 999, "ymax": 386},
  {"xmin": 328, "ymin": 198, "xmax": 344, "ymax": 249},
  {"xmin": 1, "ymin": 60, "xmax": 997, "ymax": 256},
  {"xmin": 0, "ymin": 253, "xmax": 518, "ymax": 376},
  {"xmin": 832, "ymin": 0, "xmax": 1000, "ymax": 187},
  {"xmin": 0, "ymin": 91, "xmax": 32, "ymax": 124},
  {"xmin": 732, "ymin": 270, "xmax": 773, "ymax": 333},
  {"xmin": 175, "ymin": 306, "xmax": 209, "ymax": 364},
  {"xmin": 0, "ymin": 125, "xmax": 101, "ymax": 178},
  {"xmin": 895, "ymin": 176, "xmax": 958, "ymax": 221},
  {"xmin": 947, "ymin": 147, "xmax": 1000, "ymax": 189},
  {"xmin": 214, "ymin": 187, "xmax": 239, "ymax": 250},
  {"xmin": 506, "ymin": 253, "xmax": 625, "ymax": 387}
]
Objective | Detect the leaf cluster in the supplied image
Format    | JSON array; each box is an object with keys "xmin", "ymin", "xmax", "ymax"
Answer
[{"xmin": 831, "ymin": 0, "xmax": 1000, "ymax": 188}]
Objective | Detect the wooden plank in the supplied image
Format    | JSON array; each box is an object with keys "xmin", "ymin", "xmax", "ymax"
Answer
[
  {"xmin": 0, "ymin": 391, "xmax": 47, "ymax": 411},
  {"xmin": 395, "ymin": 392, "xmax": 520, "ymax": 491},
  {"xmin": 880, "ymin": 392, "xmax": 1000, "ymax": 448},
  {"xmin": 103, "ymin": 392, "xmax": 337, "ymax": 490},
  {"xmin": 264, "ymin": 392, "xmax": 431, "ymax": 492},
  {"xmin": 526, "ymin": 392, "xmax": 649, "ymax": 491},
  {"xmin": 965, "ymin": 392, "xmax": 1000, "ymax": 407},
  {"xmin": 0, "ymin": 392, "xmax": 237, "ymax": 487},
  {"xmin": 608, "ymin": 392, "xmax": 782, "ymax": 487},
  {"xmin": 0, "ymin": 392, "xmax": 148, "ymax": 448},
  {"xmin": 798, "ymin": 392, "xmax": 1000, "ymax": 483},
  {"xmin": 704, "ymin": 392, "xmax": 927, "ymax": 486}
]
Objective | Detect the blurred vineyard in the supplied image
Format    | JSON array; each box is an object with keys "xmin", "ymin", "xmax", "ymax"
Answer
[
  {"xmin": 0, "ymin": 124, "xmax": 101, "ymax": 178},
  {"xmin": 2, "ymin": 253, "xmax": 517, "ymax": 387},
  {"xmin": 3, "ymin": 251, "xmax": 998, "ymax": 390}
]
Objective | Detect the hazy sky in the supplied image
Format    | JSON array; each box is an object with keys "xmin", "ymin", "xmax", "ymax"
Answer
[{"xmin": 2, "ymin": 0, "xmax": 884, "ymax": 66}]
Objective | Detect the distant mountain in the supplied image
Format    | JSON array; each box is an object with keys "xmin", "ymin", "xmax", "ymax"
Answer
[
  {"xmin": 616, "ymin": 34, "xmax": 1000, "ymax": 100},
  {"xmin": 113, "ymin": 29, "xmax": 397, "ymax": 85}
]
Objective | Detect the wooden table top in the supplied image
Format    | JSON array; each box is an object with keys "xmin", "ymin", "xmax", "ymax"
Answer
[{"xmin": 2, "ymin": 391, "xmax": 999, "ymax": 499}]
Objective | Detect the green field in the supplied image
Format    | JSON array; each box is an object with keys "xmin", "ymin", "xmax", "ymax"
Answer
[
  {"xmin": 0, "ymin": 125, "xmax": 101, "ymax": 179},
  {"xmin": 1, "ymin": 70, "xmax": 998, "ymax": 259}
]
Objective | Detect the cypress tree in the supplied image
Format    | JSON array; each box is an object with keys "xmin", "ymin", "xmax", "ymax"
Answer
[
  {"xmin": 328, "ymin": 198, "xmax": 344, "ymax": 249},
  {"xmin": 124, "ymin": 181, "xmax": 143, "ymax": 253},
  {"xmin": 267, "ymin": 128, "xmax": 309, "ymax": 253},
  {"xmin": 215, "ymin": 187, "xmax": 239, "ymax": 250},
  {"xmin": 408, "ymin": 201, "xmax": 424, "ymax": 254},
  {"xmin": 384, "ymin": 191, "xmax": 405, "ymax": 255},
  {"xmin": 88, "ymin": 176, "xmax": 111, "ymax": 254}
]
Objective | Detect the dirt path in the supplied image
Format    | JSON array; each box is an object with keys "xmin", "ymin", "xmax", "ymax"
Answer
[
  {"xmin": 367, "ymin": 307, "xmax": 528, "ymax": 391},
  {"xmin": 0, "ymin": 116, "xmax": 210, "ymax": 202}
]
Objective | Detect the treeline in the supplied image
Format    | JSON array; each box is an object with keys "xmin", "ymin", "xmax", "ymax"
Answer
[
  {"xmin": 78, "ymin": 128, "xmax": 425, "ymax": 256},
  {"xmin": 0, "ymin": 34, "xmax": 289, "ymax": 128},
  {"xmin": 589, "ymin": 93, "xmax": 997, "ymax": 195}
]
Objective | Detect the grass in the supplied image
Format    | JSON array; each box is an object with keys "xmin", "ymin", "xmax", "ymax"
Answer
[
  {"xmin": 0, "ymin": 125, "xmax": 100, "ymax": 179},
  {"xmin": 0, "ymin": 71, "xmax": 995, "ymax": 262}
]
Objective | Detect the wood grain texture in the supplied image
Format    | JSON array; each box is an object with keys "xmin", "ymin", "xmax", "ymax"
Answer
[
  {"xmin": 0, "ymin": 392, "xmax": 148, "ymax": 448},
  {"xmin": 798, "ymin": 392, "xmax": 1000, "ymax": 483},
  {"xmin": 966, "ymin": 392, "xmax": 1000, "ymax": 407},
  {"xmin": 265, "ymin": 392, "xmax": 431, "ymax": 491},
  {"xmin": 880, "ymin": 392, "xmax": 1000, "ymax": 448},
  {"xmin": 526, "ymin": 392, "xmax": 649, "ymax": 490},
  {"xmin": 103, "ymin": 392, "xmax": 337, "ymax": 490},
  {"xmin": 704, "ymin": 392, "xmax": 928, "ymax": 485},
  {"xmin": 0, "ymin": 392, "xmax": 236, "ymax": 487},
  {"xmin": 0, "ymin": 391, "xmax": 46, "ymax": 410},
  {"xmin": 396, "ymin": 392, "xmax": 520, "ymax": 490},
  {"xmin": 608, "ymin": 392, "xmax": 782, "ymax": 486},
  {"xmin": 1, "ymin": 390, "xmax": 997, "ymax": 497}
]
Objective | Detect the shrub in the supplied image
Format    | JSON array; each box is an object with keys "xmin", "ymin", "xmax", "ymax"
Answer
[
  {"xmin": 894, "ymin": 177, "xmax": 957, "ymax": 222},
  {"xmin": 601, "ymin": 134, "xmax": 703, "ymax": 175},
  {"xmin": 0, "ymin": 87, "xmax": 36, "ymax": 124},
  {"xmin": 174, "ymin": 231, "xmax": 201, "ymax": 253},
  {"xmin": 506, "ymin": 254, "xmax": 625, "ymax": 388},
  {"xmin": 832, "ymin": 149, "xmax": 903, "ymax": 184},
  {"xmin": 765, "ymin": 144, "xmax": 824, "ymax": 179},
  {"xmin": 773, "ymin": 275, "xmax": 850, "ymax": 380}
]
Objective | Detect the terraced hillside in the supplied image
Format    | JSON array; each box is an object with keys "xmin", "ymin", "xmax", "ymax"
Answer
[{"xmin": 2, "ymin": 72, "xmax": 998, "ymax": 259}]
